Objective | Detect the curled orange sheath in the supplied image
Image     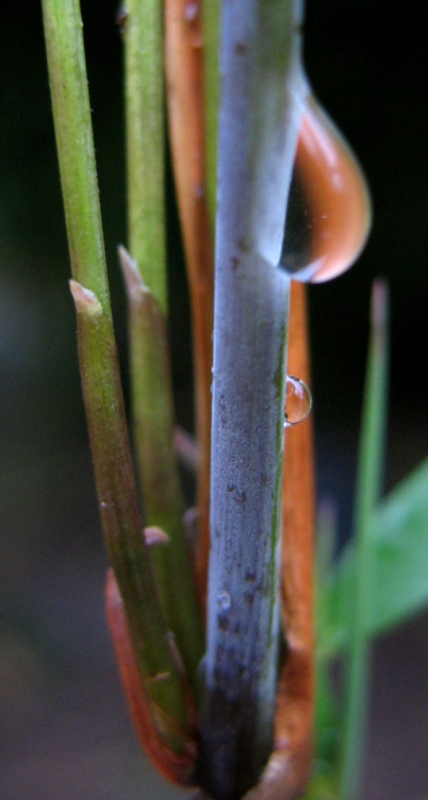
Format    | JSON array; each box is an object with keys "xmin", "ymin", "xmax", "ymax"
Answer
[{"xmin": 105, "ymin": 569, "xmax": 198, "ymax": 787}]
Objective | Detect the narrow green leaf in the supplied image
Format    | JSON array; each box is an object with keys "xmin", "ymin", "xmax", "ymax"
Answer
[
  {"xmin": 322, "ymin": 456, "xmax": 428, "ymax": 655},
  {"xmin": 339, "ymin": 281, "xmax": 389, "ymax": 799},
  {"xmin": 369, "ymin": 457, "xmax": 428, "ymax": 632}
]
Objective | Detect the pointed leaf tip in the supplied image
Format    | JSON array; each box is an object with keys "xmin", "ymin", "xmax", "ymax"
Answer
[
  {"xmin": 69, "ymin": 279, "xmax": 103, "ymax": 316},
  {"xmin": 371, "ymin": 278, "xmax": 389, "ymax": 333},
  {"xmin": 118, "ymin": 244, "xmax": 148, "ymax": 296},
  {"xmin": 144, "ymin": 526, "xmax": 170, "ymax": 547}
]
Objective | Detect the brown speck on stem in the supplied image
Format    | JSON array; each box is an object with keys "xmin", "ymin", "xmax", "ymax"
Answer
[{"xmin": 115, "ymin": 5, "xmax": 129, "ymax": 38}]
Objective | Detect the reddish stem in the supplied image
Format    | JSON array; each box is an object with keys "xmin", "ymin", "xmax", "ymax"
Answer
[
  {"xmin": 164, "ymin": 0, "xmax": 214, "ymax": 610},
  {"xmin": 105, "ymin": 569, "xmax": 198, "ymax": 786}
]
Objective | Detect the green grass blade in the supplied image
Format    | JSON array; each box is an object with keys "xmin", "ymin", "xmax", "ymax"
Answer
[
  {"xmin": 339, "ymin": 281, "xmax": 389, "ymax": 800},
  {"xmin": 368, "ymin": 458, "xmax": 428, "ymax": 632},
  {"xmin": 322, "ymin": 456, "xmax": 428, "ymax": 654}
]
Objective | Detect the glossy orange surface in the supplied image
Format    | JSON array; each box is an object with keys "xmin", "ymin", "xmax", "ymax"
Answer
[{"xmin": 282, "ymin": 97, "xmax": 372, "ymax": 283}]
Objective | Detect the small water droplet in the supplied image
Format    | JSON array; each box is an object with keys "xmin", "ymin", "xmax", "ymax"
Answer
[
  {"xmin": 100, "ymin": 501, "xmax": 107, "ymax": 510},
  {"xmin": 284, "ymin": 375, "xmax": 312, "ymax": 428},
  {"xmin": 280, "ymin": 95, "xmax": 372, "ymax": 283},
  {"xmin": 217, "ymin": 590, "xmax": 231, "ymax": 612}
]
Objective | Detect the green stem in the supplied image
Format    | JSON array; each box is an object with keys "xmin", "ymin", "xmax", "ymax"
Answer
[
  {"xmin": 41, "ymin": 0, "xmax": 111, "ymax": 315},
  {"xmin": 122, "ymin": 0, "xmax": 203, "ymax": 689},
  {"xmin": 120, "ymin": 247, "xmax": 204, "ymax": 693},
  {"xmin": 42, "ymin": 0, "xmax": 191, "ymax": 748},
  {"xmin": 340, "ymin": 281, "xmax": 389, "ymax": 799},
  {"xmin": 124, "ymin": 0, "xmax": 166, "ymax": 310},
  {"xmin": 70, "ymin": 281, "xmax": 191, "ymax": 751},
  {"xmin": 202, "ymin": 0, "xmax": 220, "ymax": 228},
  {"xmin": 122, "ymin": 0, "xmax": 204, "ymax": 688}
]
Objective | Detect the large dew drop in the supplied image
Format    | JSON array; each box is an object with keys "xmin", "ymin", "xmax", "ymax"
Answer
[
  {"xmin": 280, "ymin": 96, "xmax": 372, "ymax": 283},
  {"xmin": 284, "ymin": 375, "xmax": 312, "ymax": 428}
]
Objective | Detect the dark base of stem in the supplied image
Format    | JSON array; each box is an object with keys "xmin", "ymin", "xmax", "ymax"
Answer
[{"xmin": 198, "ymin": 686, "xmax": 273, "ymax": 800}]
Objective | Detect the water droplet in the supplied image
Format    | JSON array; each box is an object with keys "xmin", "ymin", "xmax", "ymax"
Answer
[
  {"xmin": 217, "ymin": 590, "xmax": 231, "ymax": 612},
  {"xmin": 280, "ymin": 96, "xmax": 372, "ymax": 283},
  {"xmin": 284, "ymin": 375, "xmax": 312, "ymax": 428}
]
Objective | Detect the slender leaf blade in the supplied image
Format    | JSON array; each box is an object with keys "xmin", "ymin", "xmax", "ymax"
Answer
[
  {"xmin": 339, "ymin": 281, "xmax": 389, "ymax": 798},
  {"xmin": 322, "ymin": 457, "xmax": 428, "ymax": 656}
]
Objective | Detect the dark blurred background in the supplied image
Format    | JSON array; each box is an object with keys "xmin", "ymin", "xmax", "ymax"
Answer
[{"xmin": 0, "ymin": 1, "xmax": 427, "ymax": 798}]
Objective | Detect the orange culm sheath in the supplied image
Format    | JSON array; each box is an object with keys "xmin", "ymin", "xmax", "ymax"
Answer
[
  {"xmin": 105, "ymin": 569, "xmax": 198, "ymax": 787},
  {"xmin": 164, "ymin": 0, "xmax": 214, "ymax": 611}
]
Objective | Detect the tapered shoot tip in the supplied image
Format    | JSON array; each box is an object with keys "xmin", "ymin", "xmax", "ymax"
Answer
[
  {"xmin": 371, "ymin": 278, "xmax": 389, "ymax": 333},
  {"xmin": 69, "ymin": 279, "xmax": 103, "ymax": 316},
  {"xmin": 144, "ymin": 526, "xmax": 170, "ymax": 547},
  {"xmin": 118, "ymin": 244, "xmax": 147, "ymax": 296}
]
